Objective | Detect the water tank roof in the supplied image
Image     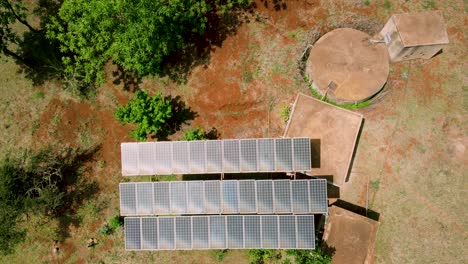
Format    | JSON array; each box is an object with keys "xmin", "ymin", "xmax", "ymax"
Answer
[{"xmin": 306, "ymin": 28, "xmax": 389, "ymax": 103}]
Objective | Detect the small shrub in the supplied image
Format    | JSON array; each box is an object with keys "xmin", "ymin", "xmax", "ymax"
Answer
[
  {"xmin": 98, "ymin": 224, "xmax": 112, "ymax": 235},
  {"xmin": 383, "ymin": 0, "xmax": 392, "ymax": 9},
  {"xmin": 363, "ymin": 0, "xmax": 371, "ymax": 6},
  {"xmin": 370, "ymin": 180, "xmax": 380, "ymax": 191},
  {"xmin": 285, "ymin": 249, "xmax": 332, "ymax": 264},
  {"xmin": 422, "ymin": 1, "xmax": 436, "ymax": 9},
  {"xmin": 211, "ymin": 249, "xmax": 229, "ymax": 262},
  {"xmin": 280, "ymin": 105, "xmax": 291, "ymax": 123},
  {"xmin": 248, "ymin": 249, "xmax": 279, "ymax": 264},
  {"xmin": 182, "ymin": 127, "xmax": 207, "ymax": 141},
  {"xmin": 109, "ymin": 215, "xmax": 124, "ymax": 229}
]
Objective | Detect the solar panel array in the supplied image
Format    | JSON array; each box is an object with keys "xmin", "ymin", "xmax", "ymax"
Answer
[
  {"xmin": 120, "ymin": 179, "xmax": 328, "ymax": 216},
  {"xmin": 125, "ymin": 215, "xmax": 315, "ymax": 250},
  {"xmin": 121, "ymin": 138, "xmax": 311, "ymax": 176}
]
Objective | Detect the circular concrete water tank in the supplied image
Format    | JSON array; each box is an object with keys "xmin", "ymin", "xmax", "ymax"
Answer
[{"xmin": 306, "ymin": 28, "xmax": 389, "ymax": 104}]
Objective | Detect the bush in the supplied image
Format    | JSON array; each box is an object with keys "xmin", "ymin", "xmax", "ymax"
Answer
[
  {"xmin": 182, "ymin": 127, "xmax": 208, "ymax": 141},
  {"xmin": 280, "ymin": 105, "xmax": 291, "ymax": 123},
  {"xmin": 285, "ymin": 249, "xmax": 332, "ymax": 264},
  {"xmin": 248, "ymin": 249, "xmax": 280, "ymax": 264},
  {"xmin": 98, "ymin": 224, "xmax": 112, "ymax": 235},
  {"xmin": 211, "ymin": 249, "xmax": 229, "ymax": 262},
  {"xmin": 108, "ymin": 215, "xmax": 124, "ymax": 229},
  {"xmin": 115, "ymin": 90, "xmax": 173, "ymax": 141}
]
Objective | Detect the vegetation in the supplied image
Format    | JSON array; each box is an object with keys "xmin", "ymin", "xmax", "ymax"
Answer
[
  {"xmin": 280, "ymin": 105, "xmax": 291, "ymax": 123},
  {"xmin": 182, "ymin": 127, "xmax": 209, "ymax": 141},
  {"xmin": 248, "ymin": 249, "xmax": 280, "ymax": 264},
  {"xmin": 115, "ymin": 90, "xmax": 174, "ymax": 141},
  {"xmin": 211, "ymin": 249, "xmax": 229, "ymax": 262},
  {"xmin": 46, "ymin": 0, "xmax": 252, "ymax": 85},
  {"xmin": 0, "ymin": 146, "xmax": 94, "ymax": 255},
  {"xmin": 285, "ymin": 249, "xmax": 332, "ymax": 264}
]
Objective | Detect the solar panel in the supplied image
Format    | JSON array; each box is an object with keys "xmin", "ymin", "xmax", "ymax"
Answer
[
  {"xmin": 309, "ymin": 180, "xmax": 328, "ymax": 213},
  {"xmin": 125, "ymin": 218, "xmax": 141, "ymax": 250},
  {"xmin": 120, "ymin": 183, "xmax": 136, "ymax": 215},
  {"xmin": 125, "ymin": 215, "xmax": 315, "ymax": 250},
  {"xmin": 273, "ymin": 180, "xmax": 292, "ymax": 213},
  {"xmin": 141, "ymin": 218, "xmax": 158, "ymax": 249},
  {"xmin": 136, "ymin": 183, "xmax": 153, "ymax": 215},
  {"xmin": 121, "ymin": 138, "xmax": 311, "ymax": 176},
  {"xmin": 223, "ymin": 140, "xmax": 240, "ymax": 172},
  {"xmin": 121, "ymin": 143, "xmax": 139, "ymax": 176},
  {"xmin": 275, "ymin": 138, "xmax": 293, "ymax": 171},
  {"xmin": 138, "ymin": 143, "xmax": 155, "ymax": 175},
  {"xmin": 239, "ymin": 180, "xmax": 256, "ymax": 213},
  {"xmin": 120, "ymin": 179, "xmax": 328, "ymax": 216},
  {"xmin": 257, "ymin": 181, "xmax": 274, "ymax": 214}
]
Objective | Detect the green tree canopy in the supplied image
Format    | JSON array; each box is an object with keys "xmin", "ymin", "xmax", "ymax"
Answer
[{"xmin": 47, "ymin": 0, "xmax": 251, "ymax": 85}]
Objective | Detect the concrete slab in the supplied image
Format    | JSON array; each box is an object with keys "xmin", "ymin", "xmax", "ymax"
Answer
[
  {"xmin": 284, "ymin": 93, "xmax": 363, "ymax": 186},
  {"xmin": 323, "ymin": 206, "xmax": 379, "ymax": 264}
]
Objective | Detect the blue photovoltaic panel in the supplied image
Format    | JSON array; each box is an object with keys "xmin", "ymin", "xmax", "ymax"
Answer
[
  {"xmin": 120, "ymin": 179, "xmax": 328, "ymax": 216},
  {"xmin": 121, "ymin": 138, "xmax": 311, "ymax": 176},
  {"xmin": 125, "ymin": 215, "xmax": 315, "ymax": 250}
]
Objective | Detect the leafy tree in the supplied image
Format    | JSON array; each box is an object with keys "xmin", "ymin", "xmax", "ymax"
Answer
[
  {"xmin": 115, "ymin": 90, "xmax": 174, "ymax": 141},
  {"xmin": 46, "ymin": 0, "xmax": 251, "ymax": 85}
]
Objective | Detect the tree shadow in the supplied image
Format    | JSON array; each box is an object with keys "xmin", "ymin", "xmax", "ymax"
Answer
[
  {"xmin": 261, "ymin": 0, "xmax": 287, "ymax": 11},
  {"xmin": 52, "ymin": 145, "xmax": 101, "ymax": 241},
  {"xmin": 158, "ymin": 3, "xmax": 254, "ymax": 83},
  {"xmin": 112, "ymin": 64, "xmax": 142, "ymax": 92},
  {"xmin": 153, "ymin": 95, "xmax": 198, "ymax": 140}
]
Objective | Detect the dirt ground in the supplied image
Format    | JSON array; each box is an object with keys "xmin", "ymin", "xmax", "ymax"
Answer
[
  {"xmin": 284, "ymin": 93, "xmax": 363, "ymax": 186},
  {"xmin": 0, "ymin": 0, "xmax": 466, "ymax": 263},
  {"xmin": 323, "ymin": 206, "xmax": 379, "ymax": 264}
]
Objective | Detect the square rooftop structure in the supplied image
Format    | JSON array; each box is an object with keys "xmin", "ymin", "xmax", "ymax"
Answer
[
  {"xmin": 284, "ymin": 93, "xmax": 363, "ymax": 186},
  {"xmin": 379, "ymin": 11, "xmax": 449, "ymax": 62}
]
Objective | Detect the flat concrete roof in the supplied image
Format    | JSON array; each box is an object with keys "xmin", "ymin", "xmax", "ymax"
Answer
[
  {"xmin": 306, "ymin": 28, "xmax": 389, "ymax": 103},
  {"xmin": 393, "ymin": 10, "xmax": 449, "ymax": 47},
  {"xmin": 284, "ymin": 93, "xmax": 363, "ymax": 186},
  {"xmin": 323, "ymin": 206, "xmax": 379, "ymax": 264}
]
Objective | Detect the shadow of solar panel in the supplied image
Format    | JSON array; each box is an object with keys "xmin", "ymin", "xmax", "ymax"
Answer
[
  {"xmin": 192, "ymin": 217, "xmax": 209, "ymax": 249},
  {"xmin": 158, "ymin": 217, "xmax": 175, "ymax": 250},
  {"xmin": 275, "ymin": 138, "xmax": 293, "ymax": 171},
  {"xmin": 176, "ymin": 217, "xmax": 192, "ymax": 249},
  {"xmin": 136, "ymin": 183, "xmax": 153, "ymax": 215},
  {"xmin": 291, "ymin": 180, "xmax": 310, "ymax": 214},
  {"xmin": 279, "ymin": 216, "xmax": 296, "ymax": 248},
  {"xmin": 309, "ymin": 180, "xmax": 328, "ymax": 213},
  {"xmin": 121, "ymin": 143, "xmax": 139, "ymax": 176},
  {"xmin": 256, "ymin": 181, "xmax": 274, "ymax": 214},
  {"xmin": 261, "ymin": 216, "xmax": 278, "ymax": 248},
  {"xmin": 239, "ymin": 180, "xmax": 256, "ymax": 213},
  {"xmin": 296, "ymin": 215, "xmax": 315, "ymax": 249},
  {"xmin": 189, "ymin": 141, "xmax": 206, "ymax": 173},
  {"xmin": 222, "ymin": 181, "xmax": 239, "ymax": 213},
  {"xmin": 188, "ymin": 181, "xmax": 204, "ymax": 214},
  {"xmin": 209, "ymin": 216, "xmax": 226, "ymax": 249},
  {"xmin": 171, "ymin": 182, "xmax": 187, "ymax": 214},
  {"xmin": 204, "ymin": 181, "xmax": 221, "ymax": 214},
  {"xmin": 120, "ymin": 183, "xmax": 136, "ymax": 215},
  {"xmin": 293, "ymin": 138, "xmax": 312, "ymax": 171},
  {"xmin": 125, "ymin": 218, "xmax": 141, "ymax": 250},
  {"xmin": 206, "ymin": 141, "xmax": 222, "ymax": 173},
  {"xmin": 223, "ymin": 140, "xmax": 240, "ymax": 172},
  {"xmin": 138, "ymin": 143, "xmax": 155, "ymax": 175},
  {"xmin": 141, "ymin": 218, "xmax": 158, "ymax": 249},
  {"xmin": 172, "ymin": 142, "xmax": 189, "ymax": 174},
  {"xmin": 154, "ymin": 142, "xmax": 172, "ymax": 174},
  {"xmin": 227, "ymin": 216, "xmax": 243, "ymax": 248},
  {"xmin": 154, "ymin": 182, "xmax": 170, "ymax": 214},
  {"xmin": 274, "ymin": 180, "xmax": 292, "ymax": 213},
  {"xmin": 258, "ymin": 139, "xmax": 275, "ymax": 171},
  {"xmin": 244, "ymin": 216, "xmax": 261, "ymax": 248},
  {"xmin": 240, "ymin": 139, "xmax": 257, "ymax": 172}
]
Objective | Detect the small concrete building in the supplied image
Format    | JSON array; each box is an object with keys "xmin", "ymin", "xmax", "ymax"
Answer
[{"xmin": 379, "ymin": 11, "xmax": 449, "ymax": 62}]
